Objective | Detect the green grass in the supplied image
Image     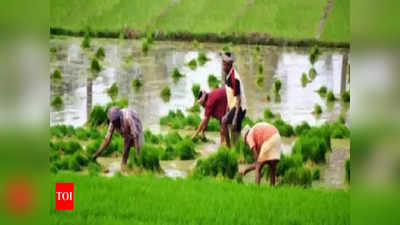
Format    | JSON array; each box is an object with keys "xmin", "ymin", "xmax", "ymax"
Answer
[
  {"xmin": 321, "ymin": 0, "xmax": 350, "ymax": 42},
  {"xmin": 233, "ymin": 0, "xmax": 327, "ymax": 39},
  {"xmin": 50, "ymin": 173, "xmax": 349, "ymax": 225}
]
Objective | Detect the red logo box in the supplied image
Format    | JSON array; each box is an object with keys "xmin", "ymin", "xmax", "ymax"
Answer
[{"xmin": 55, "ymin": 183, "xmax": 74, "ymax": 210}]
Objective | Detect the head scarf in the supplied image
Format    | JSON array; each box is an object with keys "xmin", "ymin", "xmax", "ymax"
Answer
[{"xmin": 107, "ymin": 106, "xmax": 121, "ymax": 123}]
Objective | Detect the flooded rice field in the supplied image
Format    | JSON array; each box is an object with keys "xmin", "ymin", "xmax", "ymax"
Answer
[{"xmin": 50, "ymin": 37, "xmax": 349, "ymax": 187}]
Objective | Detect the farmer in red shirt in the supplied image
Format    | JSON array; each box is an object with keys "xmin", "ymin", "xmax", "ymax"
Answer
[{"xmin": 192, "ymin": 88, "xmax": 227, "ymax": 144}]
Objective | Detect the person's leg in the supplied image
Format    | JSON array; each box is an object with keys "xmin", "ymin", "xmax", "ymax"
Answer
[
  {"xmin": 232, "ymin": 109, "xmax": 246, "ymax": 144},
  {"xmin": 219, "ymin": 120, "xmax": 226, "ymax": 145},
  {"xmin": 223, "ymin": 109, "xmax": 235, "ymax": 147},
  {"xmin": 268, "ymin": 160, "xmax": 279, "ymax": 186},
  {"xmin": 121, "ymin": 139, "xmax": 131, "ymax": 172},
  {"xmin": 255, "ymin": 162, "xmax": 264, "ymax": 184},
  {"xmin": 134, "ymin": 136, "xmax": 140, "ymax": 157}
]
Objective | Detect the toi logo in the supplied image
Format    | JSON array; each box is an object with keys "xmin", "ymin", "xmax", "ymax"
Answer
[{"xmin": 55, "ymin": 183, "xmax": 74, "ymax": 210}]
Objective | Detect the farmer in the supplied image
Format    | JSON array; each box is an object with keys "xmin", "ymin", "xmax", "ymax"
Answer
[
  {"xmin": 220, "ymin": 51, "xmax": 248, "ymax": 147},
  {"xmin": 241, "ymin": 122, "xmax": 281, "ymax": 185},
  {"xmin": 192, "ymin": 88, "xmax": 228, "ymax": 144},
  {"xmin": 92, "ymin": 106, "xmax": 144, "ymax": 172}
]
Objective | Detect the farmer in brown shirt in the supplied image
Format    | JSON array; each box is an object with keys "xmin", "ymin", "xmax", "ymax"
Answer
[{"xmin": 92, "ymin": 107, "xmax": 144, "ymax": 172}]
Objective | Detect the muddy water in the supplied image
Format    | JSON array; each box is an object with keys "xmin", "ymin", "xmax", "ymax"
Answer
[{"xmin": 50, "ymin": 37, "xmax": 349, "ymax": 184}]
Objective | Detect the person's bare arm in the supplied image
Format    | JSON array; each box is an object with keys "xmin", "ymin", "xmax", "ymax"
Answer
[
  {"xmin": 92, "ymin": 123, "xmax": 114, "ymax": 160},
  {"xmin": 232, "ymin": 96, "xmax": 241, "ymax": 129},
  {"xmin": 193, "ymin": 116, "xmax": 210, "ymax": 138}
]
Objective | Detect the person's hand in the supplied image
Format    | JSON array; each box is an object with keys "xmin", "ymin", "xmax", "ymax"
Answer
[
  {"xmin": 222, "ymin": 114, "xmax": 228, "ymax": 124},
  {"xmin": 191, "ymin": 134, "xmax": 198, "ymax": 139}
]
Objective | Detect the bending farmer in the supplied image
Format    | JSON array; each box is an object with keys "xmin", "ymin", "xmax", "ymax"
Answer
[
  {"xmin": 192, "ymin": 88, "xmax": 227, "ymax": 144},
  {"xmin": 92, "ymin": 107, "xmax": 144, "ymax": 172},
  {"xmin": 241, "ymin": 122, "xmax": 281, "ymax": 185}
]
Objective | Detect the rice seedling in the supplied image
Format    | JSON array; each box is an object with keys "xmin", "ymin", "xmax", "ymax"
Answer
[
  {"xmin": 51, "ymin": 95, "xmax": 63, "ymax": 110},
  {"xmin": 160, "ymin": 145, "xmax": 177, "ymax": 160},
  {"xmin": 192, "ymin": 39, "xmax": 199, "ymax": 49},
  {"xmin": 88, "ymin": 105, "xmax": 107, "ymax": 127},
  {"xmin": 90, "ymin": 57, "xmax": 102, "ymax": 73},
  {"xmin": 142, "ymin": 38, "xmax": 149, "ymax": 54},
  {"xmin": 309, "ymin": 45, "xmax": 321, "ymax": 65},
  {"xmin": 257, "ymin": 64, "xmax": 263, "ymax": 74},
  {"xmin": 193, "ymin": 146, "xmax": 238, "ymax": 179},
  {"xmin": 184, "ymin": 113, "xmax": 201, "ymax": 128},
  {"xmin": 274, "ymin": 78, "xmax": 282, "ymax": 94},
  {"xmin": 316, "ymin": 86, "xmax": 327, "ymax": 96},
  {"xmin": 95, "ymin": 46, "xmax": 106, "ymax": 59},
  {"xmin": 106, "ymin": 82, "xmax": 119, "ymax": 100},
  {"xmin": 160, "ymin": 85, "xmax": 171, "ymax": 102},
  {"xmin": 234, "ymin": 139, "xmax": 253, "ymax": 163},
  {"xmin": 131, "ymin": 77, "xmax": 143, "ymax": 91},
  {"xmin": 263, "ymin": 108, "xmax": 275, "ymax": 120},
  {"xmin": 191, "ymin": 83, "xmax": 200, "ymax": 99},
  {"xmin": 301, "ymin": 72, "xmax": 309, "ymax": 87},
  {"xmin": 294, "ymin": 121, "xmax": 311, "ymax": 136},
  {"xmin": 50, "ymin": 125, "xmax": 75, "ymax": 137},
  {"xmin": 55, "ymin": 140, "xmax": 82, "ymax": 155},
  {"xmin": 163, "ymin": 131, "xmax": 183, "ymax": 145},
  {"xmin": 207, "ymin": 74, "xmax": 220, "ymax": 90},
  {"xmin": 73, "ymin": 152, "xmax": 89, "ymax": 167},
  {"xmin": 255, "ymin": 74, "xmax": 264, "ymax": 89},
  {"xmin": 105, "ymin": 98, "xmax": 128, "ymax": 112},
  {"xmin": 276, "ymin": 153, "xmax": 303, "ymax": 177},
  {"xmin": 341, "ymin": 90, "xmax": 350, "ymax": 102},
  {"xmin": 326, "ymin": 91, "xmax": 336, "ymax": 102},
  {"xmin": 187, "ymin": 103, "xmax": 200, "ymax": 113},
  {"xmin": 222, "ymin": 42, "xmax": 233, "ymax": 52},
  {"xmin": 312, "ymin": 168, "xmax": 320, "ymax": 180},
  {"xmin": 327, "ymin": 122, "xmax": 350, "ymax": 139},
  {"xmin": 50, "ymin": 69, "xmax": 62, "ymax": 83},
  {"xmin": 314, "ymin": 104, "xmax": 322, "ymax": 115},
  {"xmin": 272, "ymin": 119, "xmax": 294, "ymax": 137},
  {"xmin": 281, "ymin": 167, "xmax": 312, "ymax": 188},
  {"xmin": 197, "ymin": 51, "xmax": 209, "ymax": 66},
  {"xmin": 144, "ymin": 130, "xmax": 162, "ymax": 144},
  {"xmin": 75, "ymin": 127, "xmax": 90, "ymax": 140},
  {"xmin": 171, "ymin": 67, "xmax": 184, "ymax": 83},
  {"xmin": 187, "ymin": 59, "xmax": 197, "ymax": 70},
  {"xmin": 129, "ymin": 143, "xmax": 161, "ymax": 171},
  {"xmin": 292, "ymin": 128, "xmax": 330, "ymax": 163},
  {"xmin": 88, "ymin": 162, "xmax": 101, "ymax": 176},
  {"xmin": 81, "ymin": 31, "xmax": 90, "ymax": 49},
  {"xmin": 309, "ymin": 67, "xmax": 317, "ymax": 80},
  {"xmin": 337, "ymin": 115, "xmax": 346, "ymax": 124},
  {"xmin": 176, "ymin": 137, "xmax": 197, "ymax": 160}
]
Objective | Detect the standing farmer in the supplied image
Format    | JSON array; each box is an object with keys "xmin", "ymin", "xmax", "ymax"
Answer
[
  {"xmin": 220, "ymin": 51, "xmax": 248, "ymax": 147},
  {"xmin": 92, "ymin": 107, "xmax": 144, "ymax": 172},
  {"xmin": 192, "ymin": 88, "xmax": 228, "ymax": 144},
  {"xmin": 241, "ymin": 122, "xmax": 281, "ymax": 185}
]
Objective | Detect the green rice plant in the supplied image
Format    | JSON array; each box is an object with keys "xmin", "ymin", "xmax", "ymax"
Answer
[
  {"xmin": 292, "ymin": 128, "xmax": 330, "ymax": 163},
  {"xmin": 159, "ymin": 110, "xmax": 185, "ymax": 127},
  {"xmin": 313, "ymin": 168, "xmax": 320, "ymax": 180},
  {"xmin": 146, "ymin": 32, "xmax": 153, "ymax": 44},
  {"xmin": 95, "ymin": 46, "xmax": 105, "ymax": 59},
  {"xmin": 131, "ymin": 77, "xmax": 143, "ymax": 91},
  {"xmin": 73, "ymin": 152, "xmax": 89, "ymax": 167},
  {"xmin": 90, "ymin": 57, "xmax": 102, "ymax": 73},
  {"xmin": 105, "ymin": 98, "xmax": 128, "ymax": 112},
  {"xmin": 341, "ymin": 90, "xmax": 350, "ymax": 102},
  {"xmin": 160, "ymin": 85, "xmax": 171, "ymax": 102},
  {"xmin": 191, "ymin": 83, "xmax": 201, "ymax": 99},
  {"xmin": 206, "ymin": 118, "xmax": 220, "ymax": 131},
  {"xmin": 309, "ymin": 67, "xmax": 317, "ymax": 80},
  {"xmin": 184, "ymin": 113, "xmax": 201, "ymax": 128},
  {"xmin": 207, "ymin": 74, "xmax": 220, "ymax": 90},
  {"xmin": 197, "ymin": 51, "xmax": 209, "ymax": 66},
  {"xmin": 192, "ymin": 40, "xmax": 199, "ymax": 49},
  {"xmin": 222, "ymin": 42, "xmax": 232, "ymax": 52},
  {"xmin": 281, "ymin": 166, "xmax": 312, "ymax": 188},
  {"xmin": 309, "ymin": 45, "xmax": 321, "ymax": 65},
  {"xmin": 294, "ymin": 121, "xmax": 311, "ymax": 136},
  {"xmin": 257, "ymin": 64, "xmax": 263, "ymax": 74},
  {"xmin": 106, "ymin": 82, "xmax": 118, "ymax": 100},
  {"xmin": 85, "ymin": 139, "xmax": 102, "ymax": 157},
  {"xmin": 301, "ymin": 72, "xmax": 309, "ymax": 87},
  {"xmin": 144, "ymin": 130, "xmax": 162, "ymax": 144},
  {"xmin": 75, "ymin": 127, "xmax": 90, "ymax": 140},
  {"xmin": 68, "ymin": 155, "xmax": 81, "ymax": 171},
  {"xmin": 86, "ymin": 137, "xmax": 123, "ymax": 158},
  {"xmin": 242, "ymin": 116, "xmax": 255, "ymax": 128},
  {"xmin": 276, "ymin": 153, "xmax": 303, "ymax": 177},
  {"xmin": 50, "ymin": 69, "xmax": 62, "ymax": 83},
  {"xmin": 193, "ymin": 146, "xmax": 238, "ymax": 179},
  {"xmin": 327, "ymin": 91, "xmax": 336, "ymax": 102},
  {"xmin": 327, "ymin": 122, "xmax": 350, "ymax": 139},
  {"xmin": 274, "ymin": 78, "xmax": 282, "ymax": 94},
  {"xmin": 171, "ymin": 67, "xmax": 184, "ymax": 83},
  {"xmin": 187, "ymin": 59, "xmax": 197, "ymax": 70},
  {"xmin": 187, "ymin": 103, "xmax": 200, "ymax": 113},
  {"xmin": 235, "ymin": 139, "xmax": 253, "ymax": 163},
  {"xmin": 255, "ymin": 74, "xmax": 264, "ymax": 89},
  {"xmin": 345, "ymin": 158, "xmax": 350, "ymax": 183},
  {"xmin": 272, "ymin": 119, "xmax": 294, "ymax": 137},
  {"xmin": 81, "ymin": 31, "xmax": 90, "ymax": 49},
  {"xmin": 316, "ymin": 86, "xmax": 327, "ymax": 96},
  {"xmin": 88, "ymin": 162, "xmax": 101, "ymax": 176},
  {"xmin": 163, "ymin": 131, "xmax": 183, "ymax": 145},
  {"xmin": 177, "ymin": 137, "xmax": 197, "ymax": 160},
  {"xmin": 263, "ymin": 108, "xmax": 275, "ymax": 120},
  {"xmin": 160, "ymin": 145, "xmax": 177, "ymax": 160},
  {"xmin": 338, "ymin": 115, "xmax": 346, "ymax": 124},
  {"xmin": 60, "ymin": 140, "xmax": 82, "ymax": 155},
  {"xmin": 142, "ymin": 38, "xmax": 149, "ymax": 54},
  {"xmin": 51, "ymin": 95, "xmax": 63, "ymax": 110},
  {"xmin": 130, "ymin": 143, "xmax": 161, "ymax": 171},
  {"xmin": 50, "ymin": 125, "xmax": 75, "ymax": 137},
  {"xmin": 314, "ymin": 104, "xmax": 322, "ymax": 115},
  {"xmin": 88, "ymin": 105, "xmax": 107, "ymax": 127},
  {"xmin": 50, "ymin": 163, "xmax": 58, "ymax": 174}
]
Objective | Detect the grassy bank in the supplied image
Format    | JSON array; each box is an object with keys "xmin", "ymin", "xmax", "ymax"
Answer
[
  {"xmin": 321, "ymin": 0, "xmax": 350, "ymax": 42},
  {"xmin": 50, "ymin": 0, "xmax": 349, "ymax": 45},
  {"xmin": 50, "ymin": 172, "xmax": 349, "ymax": 225}
]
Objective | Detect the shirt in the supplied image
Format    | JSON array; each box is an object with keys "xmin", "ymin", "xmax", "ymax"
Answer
[
  {"xmin": 246, "ymin": 122, "xmax": 278, "ymax": 152},
  {"xmin": 225, "ymin": 68, "xmax": 248, "ymax": 110},
  {"xmin": 204, "ymin": 88, "xmax": 227, "ymax": 120}
]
